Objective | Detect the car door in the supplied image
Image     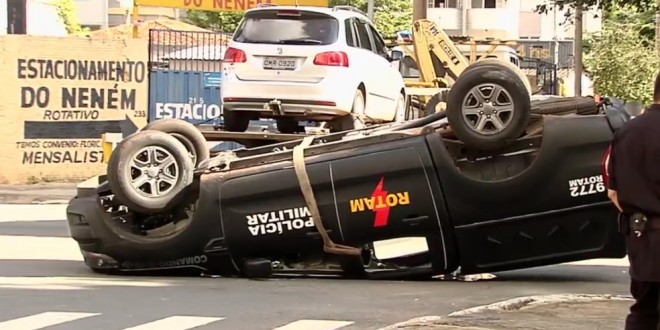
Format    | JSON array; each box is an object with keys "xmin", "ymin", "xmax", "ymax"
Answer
[
  {"xmin": 346, "ymin": 18, "xmax": 391, "ymax": 120},
  {"xmin": 365, "ymin": 22, "xmax": 402, "ymax": 121}
]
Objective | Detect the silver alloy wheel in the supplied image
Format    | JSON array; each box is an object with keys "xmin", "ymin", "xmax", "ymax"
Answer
[
  {"xmin": 461, "ymin": 83, "xmax": 515, "ymax": 136},
  {"xmin": 129, "ymin": 146, "xmax": 179, "ymax": 198}
]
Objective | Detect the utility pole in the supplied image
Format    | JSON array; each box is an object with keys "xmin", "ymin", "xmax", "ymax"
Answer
[
  {"xmin": 367, "ymin": 0, "xmax": 375, "ymax": 21},
  {"xmin": 574, "ymin": 2, "xmax": 583, "ymax": 97},
  {"xmin": 413, "ymin": 0, "xmax": 427, "ymax": 22},
  {"xmin": 656, "ymin": 0, "xmax": 660, "ymax": 55},
  {"xmin": 553, "ymin": 3, "xmax": 559, "ymax": 95}
]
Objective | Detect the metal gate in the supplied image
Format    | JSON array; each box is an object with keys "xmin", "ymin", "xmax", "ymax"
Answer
[
  {"xmin": 147, "ymin": 29, "xmax": 250, "ymax": 151},
  {"xmin": 147, "ymin": 29, "xmax": 227, "ymax": 126},
  {"xmin": 520, "ymin": 57, "xmax": 558, "ymax": 95}
]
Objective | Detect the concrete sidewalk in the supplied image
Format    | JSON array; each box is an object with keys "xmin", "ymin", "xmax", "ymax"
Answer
[
  {"xmin": 382, "ymin": 294, "xmax": 632, "ymax": 330},
  {"xmin": 0, "ymin": 183, "xmax": 77, "ymax": 204}
]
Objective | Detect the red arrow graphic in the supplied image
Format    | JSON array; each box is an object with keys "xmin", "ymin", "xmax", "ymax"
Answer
[{"xmin": 371, "ymin": 177, "xmax": 390, "ymax": 227}]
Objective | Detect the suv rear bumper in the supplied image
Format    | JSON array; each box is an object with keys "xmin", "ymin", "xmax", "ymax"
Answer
[
  {"xmin": 223, "ymin": 97, "xmax": 350, "ymax": 121},
  {"xmin": 221, "ymin": 78, "xmax": 355, "ymax": 120}
]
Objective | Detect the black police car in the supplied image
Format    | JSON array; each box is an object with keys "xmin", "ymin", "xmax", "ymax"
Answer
[{"xmin": 65, "ymin": 63, "xmax": 631, "ymax": 279}]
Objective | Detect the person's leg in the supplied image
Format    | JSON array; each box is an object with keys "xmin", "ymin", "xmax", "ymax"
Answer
[{"xmin": 625, "ymin": 279, "xmax": 659, "ymax": 329}]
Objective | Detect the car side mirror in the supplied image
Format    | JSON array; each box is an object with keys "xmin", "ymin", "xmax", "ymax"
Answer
[{"xmin": 389, "ymin": 50, "xmax": 404, "ymax": 62}]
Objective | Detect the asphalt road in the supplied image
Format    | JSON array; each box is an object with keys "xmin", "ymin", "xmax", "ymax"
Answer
[{"xmin": 0, "ymin": 204, "xmax": 632, "ymax": 330}]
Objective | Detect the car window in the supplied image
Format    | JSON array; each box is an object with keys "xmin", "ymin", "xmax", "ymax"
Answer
[
  {"xmin": 233, "ymin": 9, "xmax": 339, "ymax": 45},
  {"xmin": 400, "ymin": 55, "xmax": 420, "ymax": 78},
  {"xmin": 353, "ymin": 20, "xmax": 373, "ymax": 51},
  {"xmin": 344, "ymin": 18, "xmax": 356, "ymax": 47},
  {"xmin": 368, "ymin": 24, "xmax": 388, "ymax": 57}
]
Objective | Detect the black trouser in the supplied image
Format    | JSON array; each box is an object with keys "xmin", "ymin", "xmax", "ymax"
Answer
[{"xmin": 625, "ymin": 279, "xmax": 660, "ymax": 330}]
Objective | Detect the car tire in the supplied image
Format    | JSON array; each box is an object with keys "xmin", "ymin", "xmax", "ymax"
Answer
[
  {"xmin": 423, "ymin": 92, "xmax": 448, "ymax": 117},
  {"xmin": 142, "ymin": 118, "xmax": 210, "ymax": 168},
  {"xmin": 107, "ymin": 130, "xmax": 195, "ymax": 214},
  {"xmin": 446, "ymin": 60, "xmax": 531, "ymax": 151},
  {"xmin": 223, "ymin": 109, "xmax": 251, "ymax": 132},
  {"xmin": 331, "ymin": 88, "xmax": 366, "ymax": 132},
  {"xmin": 464, "ymin": 58, "xmax": 533, "ymax": 95},
  {"xmin": 394, "ymin": 92, "xmax": 407, "ymax": 122},
  {"xmin": 531, "ymin": 96, "xmax": 598, "ymax": 115},
  {"xmin": 276, "ymin": 118, "xmax": 300, "ymax": 134}
]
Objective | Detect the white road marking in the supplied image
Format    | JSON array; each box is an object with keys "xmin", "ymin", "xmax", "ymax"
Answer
[
  {"xmin": 0, "ymin": 205, "xmax": 67, "ymax": 222},
  {"xmin": 0, "ymin": 312, "xmax": 99, "ymax": 330},
  {"xmin": 0, "ymin": 276, "xmax": 174, "ymax": 290},
  {"xmin": 272, "ymin": 319, "xmax": 355, "ymax": 330},
  {"xmin": 122, "ymin": 316, "xmax": 225, "ymax": 330},
  {"xmin": 0, "ymin": 236, "xmax": 82, "ymax": 261},
  {"xmin": 563, "ymin": 257, "xmax": 630, "ymax": 267}
]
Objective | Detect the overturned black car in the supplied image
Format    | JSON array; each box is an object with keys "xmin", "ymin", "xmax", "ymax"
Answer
[{"xmin": 66, "ymin": 63, "xmax": 631, "ymax": 279}]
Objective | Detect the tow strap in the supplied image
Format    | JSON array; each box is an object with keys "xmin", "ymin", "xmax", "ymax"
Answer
[{"xmin": 292, "ymin": 136, "xmax": 362, "ymax": 256}]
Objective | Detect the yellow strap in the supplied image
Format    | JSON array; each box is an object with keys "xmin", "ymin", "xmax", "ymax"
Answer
[{"xmin": 292, "ymin": 136, "xmax": 361, "ymax": 256}]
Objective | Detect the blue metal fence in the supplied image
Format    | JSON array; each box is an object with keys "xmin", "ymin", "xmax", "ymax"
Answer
[{"xmin": 148, "ymin": 70, "xmax": 223, "ymax": 126}]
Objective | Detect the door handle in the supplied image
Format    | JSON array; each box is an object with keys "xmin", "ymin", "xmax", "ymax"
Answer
[{"xmin": 402, "ymin": 215, "xmax": 428, "ymax": 225}]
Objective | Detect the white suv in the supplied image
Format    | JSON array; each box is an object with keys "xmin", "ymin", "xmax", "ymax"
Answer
[{"xmin": 221, "ymin": 5, "xmax": 407, "ymax": 134}]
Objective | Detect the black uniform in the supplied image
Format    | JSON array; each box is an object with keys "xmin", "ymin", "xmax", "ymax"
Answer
[{"xmin": 607, "ymin": 103, "xmax": 660, "ymax": 330}]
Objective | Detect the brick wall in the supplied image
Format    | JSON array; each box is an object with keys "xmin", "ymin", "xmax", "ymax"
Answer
[{"xmin": 0, "ymin": 35, "xmax": 149, "ymax": 183}]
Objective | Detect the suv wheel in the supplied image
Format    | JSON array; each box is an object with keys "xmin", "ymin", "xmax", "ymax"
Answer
[
  {"xmin": 276, "ymin": 118, "xmax": 300, "ymax": 134},
  {"xmin": 223, "ymin": 110, "xmax": 251, "ymax": 132},
  {"xmin": 331, "ymin": 89, "xmax": 366, "ymax": 132}
]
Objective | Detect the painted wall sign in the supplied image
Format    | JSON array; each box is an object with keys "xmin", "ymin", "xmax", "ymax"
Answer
[
  {"xmin": 136, "ymin": 0, "xmax": 328, "ymax": 12},
  {"xmin": 0, "ymin": 35, "xmax": 148, "ymax": 183}
]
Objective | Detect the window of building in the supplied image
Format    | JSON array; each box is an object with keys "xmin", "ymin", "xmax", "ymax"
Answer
[
  {"xmin": 428, "ymin": 0, "xmax": 458, "ymax": 8},
  {"xmin": 471, "ymin": 0, "xmax": 497, "ymax": 8},
  {"xmin": 7, "ymin": 0, "xmax": 27, "ymax": 34}
]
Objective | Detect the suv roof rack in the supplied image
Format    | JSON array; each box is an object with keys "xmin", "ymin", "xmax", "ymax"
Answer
[
  {"xmin": 256, "ymin": 3, "xmax": 278, "ymax": 7},
  {"xmin": 332, "ymin": 5, "xmax": 366, "ymax": 15}
]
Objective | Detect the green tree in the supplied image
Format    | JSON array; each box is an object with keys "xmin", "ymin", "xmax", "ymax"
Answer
[
  {"xmin": 330, "ymin": 0, "xmax": 412, "ymax": 36},
  {"xmin": 534, "ymin": 0, "xmax": 656, "ymax": 18},
  {"xmin": 185, "ymin": 0, "xmax": 412, "ymax": 36},
  {"xmin": 184, "ymin": 10, "xmax": 244, "ymax": 33},
  {"xmin": 583, "ymin": 5, "xmax": 660, "ymax": 104},
  {"xmin": 54, "ymin": 0, "xmax": 84, "ymax": 34}
]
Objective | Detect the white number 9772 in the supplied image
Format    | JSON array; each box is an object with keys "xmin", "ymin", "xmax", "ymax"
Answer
[{"xmin": 570, "ymin": 182, "xmax": 605, "ymax": 197}]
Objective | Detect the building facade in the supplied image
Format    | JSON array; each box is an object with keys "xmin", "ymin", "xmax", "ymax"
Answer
[
  {"xmin": 426, "ymin": 0, "xmax": 602, "ymax": 40},
  {"xmin": 70, "ymin": 0, "xmax": 185, "ymax": 30},
  {"xmin": 2, "ymin": 0, "xmax": 67, "ymax": 36}
]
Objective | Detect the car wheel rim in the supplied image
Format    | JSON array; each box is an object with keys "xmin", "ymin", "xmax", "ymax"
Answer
[
  {"xmin": 128, "ymin": 146, "xmax": 179, "ymax": 198},
  {"xmin": 461, "ymin": 83, "xmax": 514, "ymax": 136}
]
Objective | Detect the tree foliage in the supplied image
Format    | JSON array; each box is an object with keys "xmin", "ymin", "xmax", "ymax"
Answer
[
  {"xmin": 330, "ymin": 0, "xmax": 412, "ymax": 36},
  {"xmin": 185, "ymin": 0, "xmax": 412, "ymax": 36},
  {"xmin": 534, "ymin": 0, "xmax": 656, "ymax": 19},
  {"xmin": 54, "ymin": 0, "xmax": 85, "ymax": 34},
  {"xmin": 583, "ymin": 4, "xmax": 660, "ymax": 104},
  {"xmin": 183, "ymin": 10, "xmax": 244, "ymax": 33}
]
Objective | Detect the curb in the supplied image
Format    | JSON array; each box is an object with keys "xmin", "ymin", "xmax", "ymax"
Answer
[
  {"xmin": 447, "ymin": 293, "xmax": 633, "ymax": 316},
  {"xmin": 378, "ymin": 293, "xmax": 634, "ymax": 330}
]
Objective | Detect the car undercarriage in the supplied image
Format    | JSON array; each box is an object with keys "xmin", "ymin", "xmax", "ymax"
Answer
[{"xmin": 66, "ymin": 93, "xmax": 630, "ymax": 280}]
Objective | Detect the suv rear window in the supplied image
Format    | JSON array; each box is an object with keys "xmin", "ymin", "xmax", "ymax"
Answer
[{"xmin": 233, "ymin": 9, "xmax": 339, "ymax": 46}]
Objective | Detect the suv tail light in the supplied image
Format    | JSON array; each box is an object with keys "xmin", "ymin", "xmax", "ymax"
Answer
[
  {"xmin": 313, "ymin": 51, "xmax": 349, "ymax": 67},
  {"xmin": 277, "ymin": 10, "xmax": 301, "ymax": 16},
  {"xmin": 224, "ymin": 47, "xmax": 246, "ymax": 63}
]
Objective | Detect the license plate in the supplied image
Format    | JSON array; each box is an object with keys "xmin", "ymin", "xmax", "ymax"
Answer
[{"xmin": 263, "ymin": 57, "xmax": 297, "ymax": 71}]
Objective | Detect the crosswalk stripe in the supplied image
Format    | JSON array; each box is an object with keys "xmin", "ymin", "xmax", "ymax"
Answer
[
  {"xmin": 0, "ymin": 235, "xmax": 83, "ymax": 261},
  {"xmin": 0, "ymin": 312, "xmax": 99, "ymax": 330},
  {"xmin": 0, "ymin": 205, "xmax": 66, "ymax": 222},
  {"xmin": 122, "ymin": 316, "xmax": 225, "ymax": 330},
  {"xmin": 272, "ymin": 319, "xmax": 355, "ymax": 330}
]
